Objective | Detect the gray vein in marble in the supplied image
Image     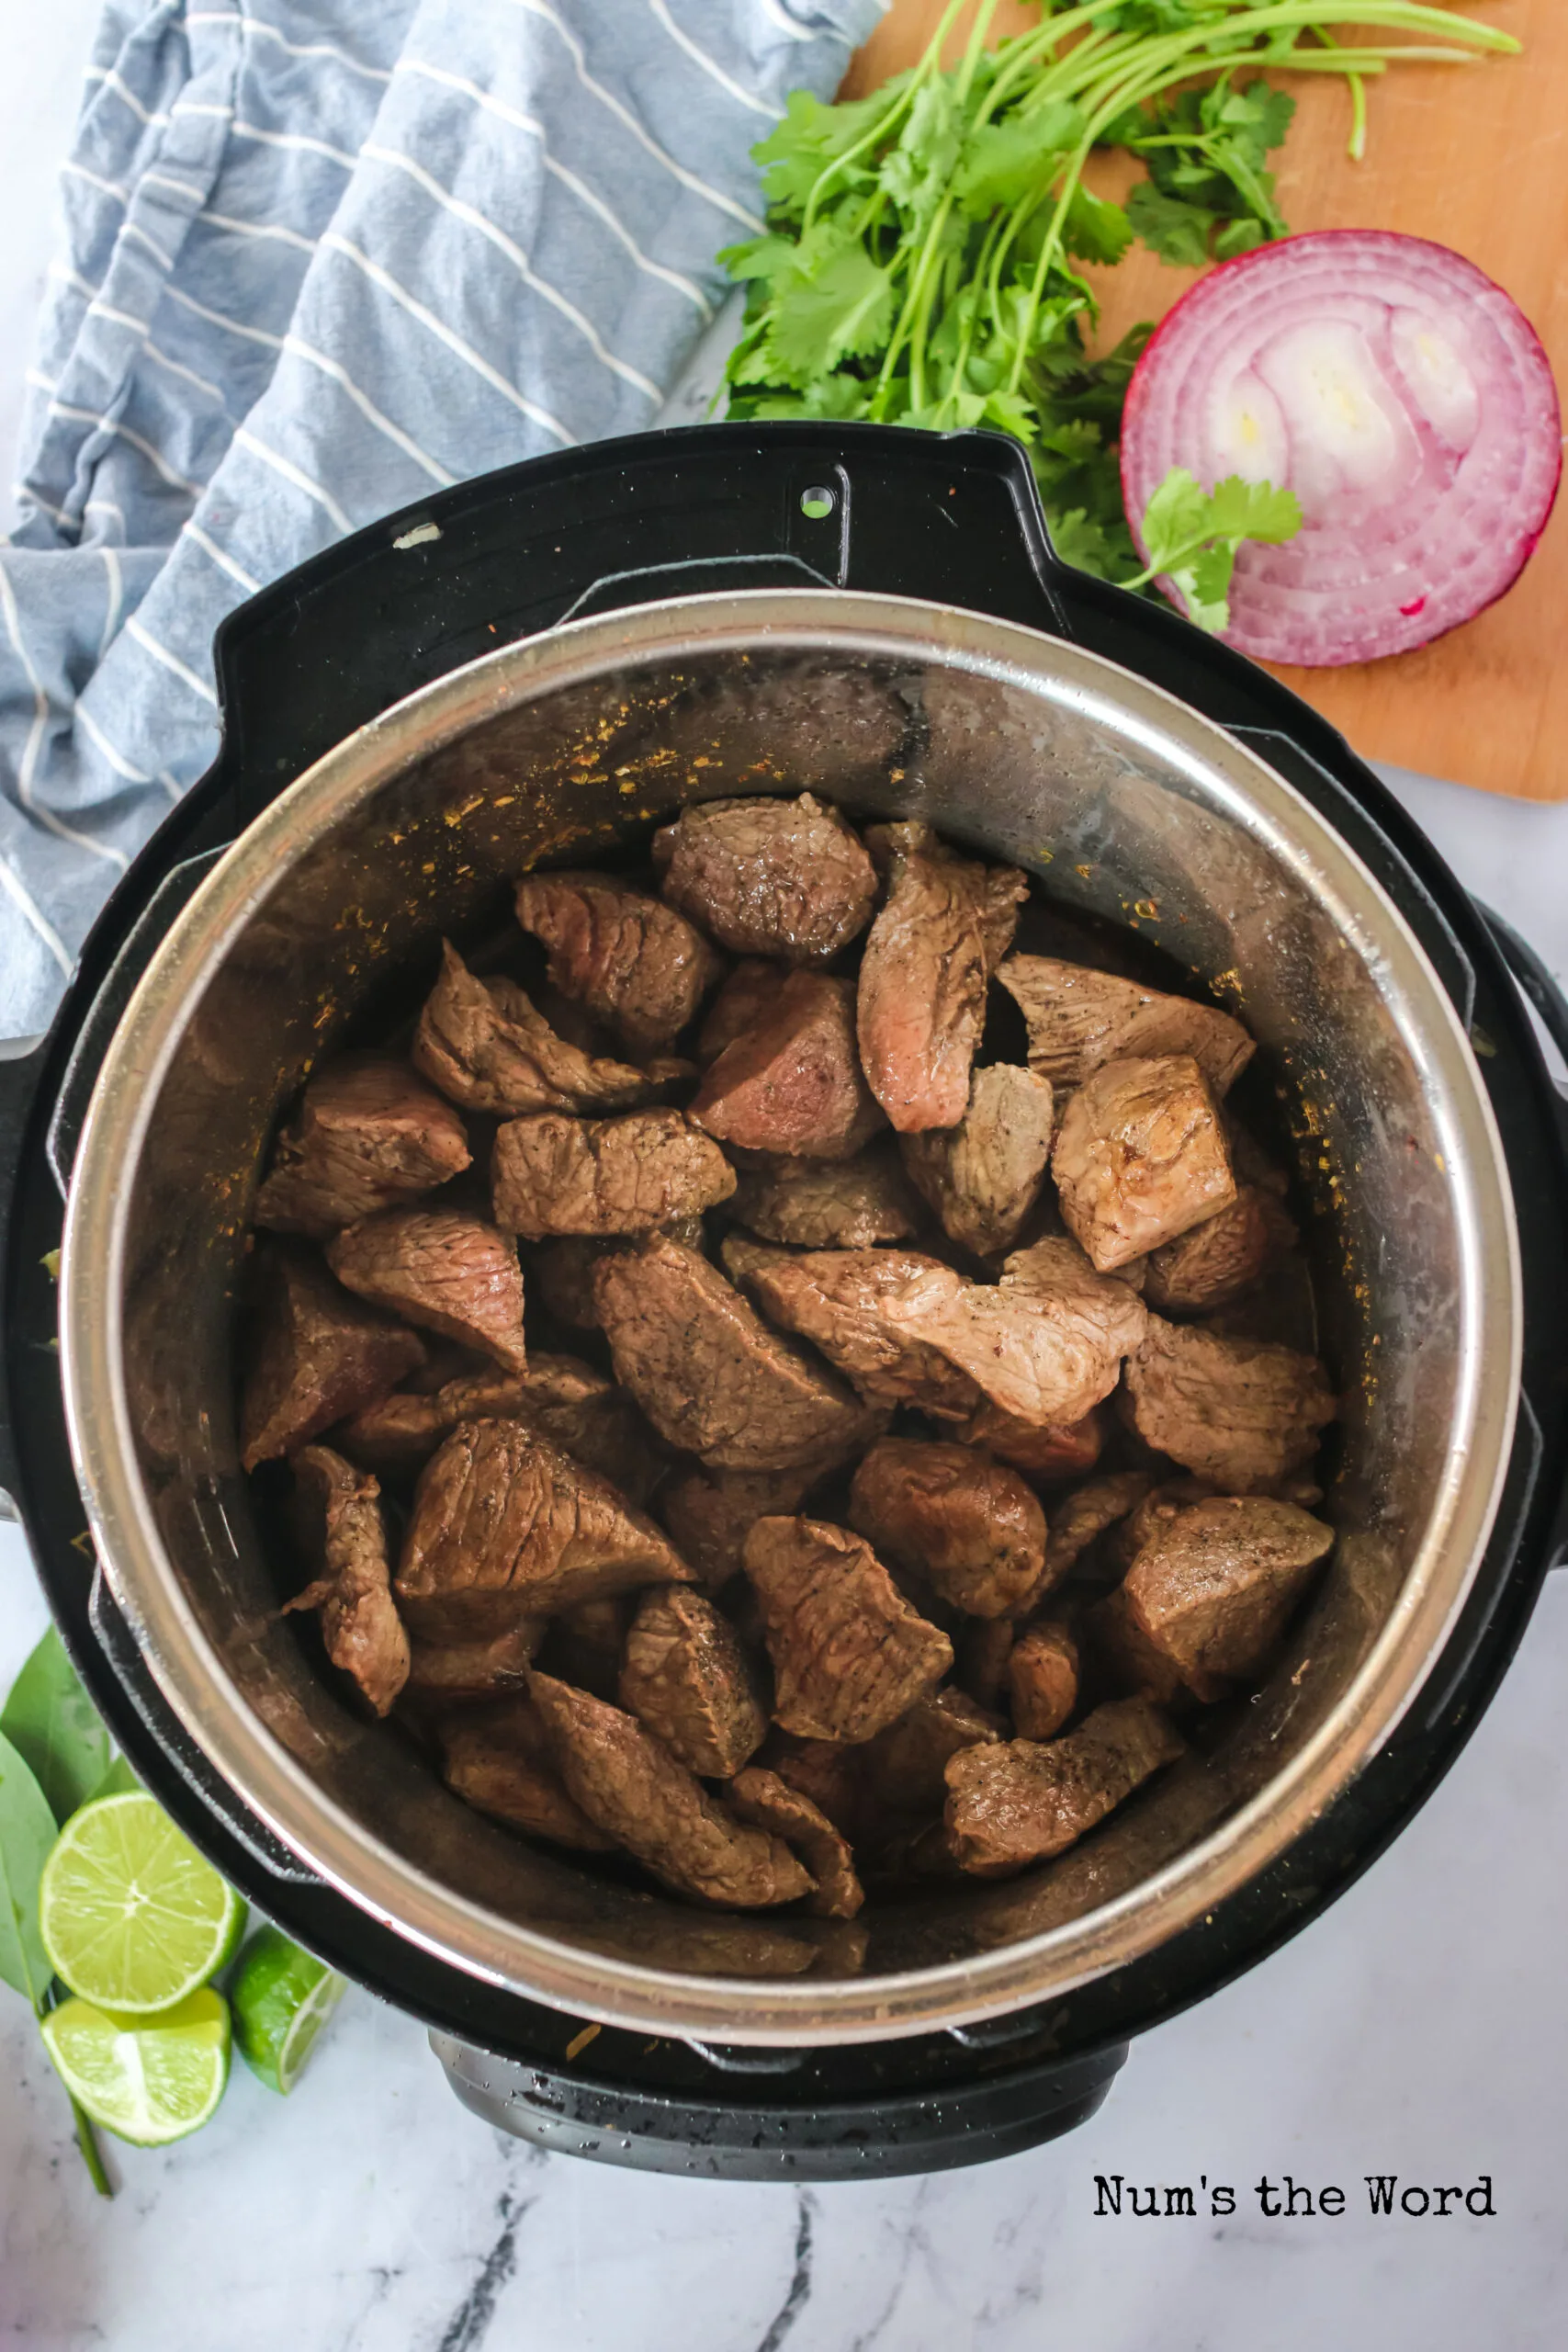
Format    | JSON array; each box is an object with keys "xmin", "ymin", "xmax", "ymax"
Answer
[
  {"xmin": 434, "ymin": 2189, "xmax": 528, "ymax": 2352},
  {"xmin": 753, "ymin": 2191, "xmax": 815, "ymax": 2352}
]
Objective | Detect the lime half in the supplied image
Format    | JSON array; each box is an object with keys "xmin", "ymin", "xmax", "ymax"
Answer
[
  {"xmin": 39, "ymin": 1793, "xmax": 245, "ymax": 2014},
  {"xmin": 231, "ymin": 1925, "xmax": 346, "ymax": 2095},
  {"xmin": 41, "ymin": 1987, "xmax": 231, "ymax": 2147}
]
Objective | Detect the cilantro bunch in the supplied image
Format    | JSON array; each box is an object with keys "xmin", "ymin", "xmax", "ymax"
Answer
[{"xmin": 721, "ymin": 0, "xmax": 1513, "ymax": 614}]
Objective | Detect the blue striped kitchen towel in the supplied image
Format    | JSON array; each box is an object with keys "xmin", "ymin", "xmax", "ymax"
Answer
[{"xmin": 0, "ymin": 0, "xmax": 884, "ymax": 1035}]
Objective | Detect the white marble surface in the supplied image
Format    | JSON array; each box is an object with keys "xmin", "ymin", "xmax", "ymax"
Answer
[{"xmin": 4, "ymin": 13, "xmax": 1568, "ymax": 2349}]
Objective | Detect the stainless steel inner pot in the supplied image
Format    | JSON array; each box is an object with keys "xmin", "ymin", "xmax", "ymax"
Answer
[{"xmin": 59, "ymin": 590, "xmax": 1519, "ymax": 2043}]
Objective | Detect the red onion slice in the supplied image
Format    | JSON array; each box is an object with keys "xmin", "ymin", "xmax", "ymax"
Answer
[{"xmin": 1119, "ymin": 230, "xmax": 1562, "ymax": 666}]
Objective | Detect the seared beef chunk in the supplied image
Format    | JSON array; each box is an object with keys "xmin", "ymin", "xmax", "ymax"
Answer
[
  {"xmin": 959, "ymin": 1400, "xmax": 1106, "ymax": 1483},
  {"xmin": 1084, "ymin": 1586, "xmax": 1193, "ymax": 1705},
  {"xmin": 857, "ymin": 823, "xmax": 1027, "ymax": 1132},
  {"xmin": 1052, "ymin": 1054, "xmax": 1235, "ymax": 1273},
  {"xmin": 396, "ymin": 1420, "xmax": 692, "ymax": 1641},
  {"xmin": 438, "ymin": 1699, "xmax": 615, "ymax": 1849},
  {"xmin": 513, "ymin": 873, "xmax": 723, "ymax": 1057},
  {"xmin": 882, "ymin": 1236, "xmax": 1147, "ymax": 1427},
  {"xmin": 724, "ymin": 1238, "xmax": 983, "ymax": 1421},
  {"xmin": 743, "ymin": 1516, "xmax": 953, "ymax": 1744},
  {"xmin": 1104, "ymin": 1480, "xmax": 1216, "ymax": 1577},
  {"xmin": 758, "ymin": 1731, "xmax": 866, "ymax": 1839},
  {"xmin": 403, "ymin": 1619, "xmax": 545, "ymax": 1706},
  {"xmin": 254, "ymin": 1054, "xmax": 471, "ymax": 1238},
  {"xmin": 546, "ymin": 1596, "xmax": 631, "ymax": 1702},
  {"xmin": 326, "ymin": 1208, "xmax": 528, "ymax": 1374},
  {"xmin": 657, "ymin": 1465, "xmax": 820, "ymax": 1589},
  {"xmin": 241, "ymin": 1244, "xmax": 425, "ymax": 1471},
  {"xmin": 859, "ymin": 1689, "xmax": 1001, "ymax": 1817},
  {"xmin": 959, "ymin": 1618, "xmax": 1017, "ymax": 1712},
  {"xmin": 1007, "ymin": 1622, "xmax": 1079, "ymax": 1742},
  {"xmin": 491, "ymin": 1109, "xmax": 736, "ymax": 1240},
  {"xmin": 526, "ymin": 1672, "xmax": 813, "ymax": 1906},
  {"xmin": 1042, "ymin": 1470, "xmax": 1155, "ymax": 1584},
  {"xmin": 728, "ymin": 1769, "xmax": 864, "ymax": 1919},
  {"xmin": 618, "ymin": 1585, "xmax": 768, "ymax": 1777},
  {"xmin": 654, "ymin": 793, "xmax": 877, "ymax": 964},
  {"xmin": 728, "ymin": 1145, "xmax": 921, "ymax": 1250},
  {"xmin": 335, "ymin": 1353, "xmax": 662, "ymax": 1499},
  {"xmin": 1122, "ymin": 1317, "xmax": 1336, "ymax": 1491},
  {"xmin": 697, "ymin": 960, "xmax": 778, "ymax": 1062},
  {"xmin": 283, "ymin": 1445, "xmax": 409, "ymax": 1715},
  {"xmin": 530, "ymin": 1234, "xmax": 610, "ymax": 1330},
  {"xmin": 848, "ymin": 1439, "xmax": 1045, "ymax": 1619},
  {"xmin": 944, "ymin": 1697, "xmax": 1184, "ymax": 1874},
  {"xmin": 1121, "ymin": 1495, "xmax": 1334, "ymax": 1688},
  {"xmin": 1144, "ymin": 1185, "xmax": 1297, "ymax": 1315},
  {"xmin": 691, "ymin": 973, "xmax": 884, "ymax": 1159},
  {"xmin": 413, "ymin": 941, "xmax": 668, "ymax": 1116},
  {"xmin": 998, "ymin": 956, "xmax": 1255, "ymax": 1095},
  {"xmin": 593, "ymin": 1234, "xmax": 883, "ymax": 1473},
  {"xmin": 900, "ymin": 1065, "xmax": 1055, "ymax": 1258}
]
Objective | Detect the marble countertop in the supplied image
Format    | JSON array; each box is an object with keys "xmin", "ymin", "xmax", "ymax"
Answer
[{"xmin": 4, "ymin": 15, "xmax": 1566, "ymax": 2349}]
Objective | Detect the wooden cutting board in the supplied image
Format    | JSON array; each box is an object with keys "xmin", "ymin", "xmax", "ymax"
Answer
[{"xmin": 844, "ymin": 1, "xmax": 1567, "ymax": 800}]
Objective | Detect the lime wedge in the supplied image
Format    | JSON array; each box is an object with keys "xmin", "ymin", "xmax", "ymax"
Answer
[
  {"xmin": 41, "ymin": 1987, "xmax": 231, "ymax": 2147},
  {"xmin": 231, "ymin": 1924, "xmax": 346, "ymax": 2095},
  {"xmin": 39, "ymin": 1793, "xmax": 245, "ymax": 2015}
]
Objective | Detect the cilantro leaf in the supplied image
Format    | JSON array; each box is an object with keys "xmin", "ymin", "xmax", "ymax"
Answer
[
  {"xmin": 1062, "ymin": 183, "xmax": 1133, "ymax": 266},
  {"xmin": 881, "ymin": 79, "xmax": 963, "ymax": 233},
  {"xmin": 1135, "ymin": 468, "xmax": 1302, "ymax": 631},
  {"xmin": 752, "ymin": 86, "xmax": 896, "ymax": 215},
  {"xmin": 1126, "ymin": 181, "xmax": 1218, "ymax": 266},
  {"xmin": 768, "ymin": 243, "xmax": 897, "ymax": 380},
  {"xmin": 953, "ymin": 102, "xmax": 1084, "ymax": 217}
]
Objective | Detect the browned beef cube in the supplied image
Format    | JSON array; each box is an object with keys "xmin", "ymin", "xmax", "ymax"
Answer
[
  {"xmin": 857, "ymin": 823, "xmax": 1027, "ymax": 1132},
  {"xmin": 958, "ymin": 1618, "xmax": 1016, "ymax": 1712},
  {"xmin": 958, "ymin": 1401, "xmax": 1107, "ymax": 1484},
  {"xmin": 529, "ymin": 1234, "xmax": 609, "ymax": 1330},
  {"xmin": 944, "ymin": 1697, "xmax": 1184, "ymax": 1875},
  {"xmin": 848, "ymin": 1439, "xmax": 1045, "ymax": 1619},
  {"xmin": 1144, "ymin": 1185, "xmax": 1297, "ymax": 1314},
  {"xmin": 998, "ymin": 956, "xmax": 1255, "ymax": 1095},
  {"xmin": 899, "ymin": 1065, "xmax": 1055, "ymax": 1258},
  {"xmin": 438, "ymin": 1699, "xmax": 616, "ymax": 1850},
  {"xmin": 1084, "ymin": 1586, "xmax": 1197, "ymax": 1705},
  {"xmin": 491, "ymin": 1109, "xmax": 736, "ymax": 1241},
  {"xmin": 592, "ymin": 1234, "xmax": 883, "ymax": 1473},
  {"xmin": 723, "ymin": 1238, "xmax": 983, "ymax": 1421},
  {"xmin": 1052, "ymin": 1055, "xmax": 1236, "ymax": 1273},
  {"xmin": 728, "ymin": 1144, "xmax": 922, "ymax": 1250},
  {"xmin": 697, "ymin": 960, "xmax": 778, "ymax": 1062},
  {"xmin": 254, "ymin": 1055, "xmax": 472, "ymax": 1239},
  {"xmin": 1122, "ymin": 1495, "xmax": 1334, "ymax": 1687},
  {"xmin": 654, "ymin": 793, "xmax": 877, "ymax": 964},
  {"xmin": 657, "ymin": 1465, "xmax": 821, "ymax": 1589},
  {"xmin": 513, "ymin": 873, "xmax": 723, "ymax": 1056},
  {"xmin": 728, "ymin": 1769, "xmax": 864, "ymax": 1919},
  {"xmin": 1007, "ymin": 1622, "xmax": 1079, "ymax": 1741},
  {"xmin": 858, "ymin": 1688, "xmax": 1002, "ymax": 1816},
  {"xmin": 618, "ymin": 1585, "xmax": 767, "ymax": 1778},
  {"xmin": 881, "ymin": 1236, "xmax": 1147, "ymax": 1426},
  {"xmin": 756, "ymin": 1731, "xmax": 866, "ymax": 1840},
  {"xmin": 335, "ymin": 1353, "xmax": 663, "ymax": 1500},
  {"xmin": 326, "ymin": 1208, "xmax": 527, "ymax": 1374},
  {"xmin": 743, "ymin": 1516, "xmax": 953, "ymax": 1744},
  {"xmin": 412, "ymin": 941, "xmax": 670, "ymax": 1117},
  {"xmin": 1122, "ymin": 1317, "xmax": 1337, "ymax": 1491},
  {"xmin": 396, "ymin": 1420, "xmax": 693, "ymax": 1641},
  {"xmin": 241, "ymin": 1244, "xmax": 425, "ymax": 1471},
  {"xmin": 1102, "ymin": 1480, "xmax": 1217, "ymax": 1578},
  {"xmin": 403, "ymin": 1619, "xmax": 545, "ymax": 1707},
  {"xmin": 1042, "ymin": 1471, "xmax": 1155, "ymax": 1584},
  {"xmin": 690, "ymin": 973, "xmax": 884, "ymax": 1160},
  {"xmin": 335, "ymin": 1364, "xmax": 530, "ymax": 1478},
  {"xmin": 527, "ymin": 1671, "xmax": 814, "ymax": 1906},
  {"xmin": 283, "ymin": 1444, "xmax": 409, "ymax": 1715}
]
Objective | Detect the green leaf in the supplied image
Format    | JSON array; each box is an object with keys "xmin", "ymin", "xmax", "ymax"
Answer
[
  {"xmin": 1213, "ymin": 215, "xmax": 1268, "ymax": 260},
  {"xmin": 953, "ymin": 102, "xmax": 1083, "ymax": 217},
  {"xmin": 0, "ymin": 1727, "xmax": 57, "ymax": 2008},
  {"xmin": 751, "ymin": 85, "xmax": 893, "ymax": 214},
  {"xmin": 1125, "ymin": 180, "xmax": 1217, "ymax": 266},
  {"xmin": 1045, "ymin": 504, "xmax": 1140, "ymax": 582},
  {"xmin": 880, "ymin": 77, "xmax": 963, "ymax": 235},
  {"xmin": 88, "ymin": 1754, "xmax": 141, "ymax": 1804},
  {"xmin": 1, "ymin": 1628, "xmax": 111, "ymax": 1826},
  {"xmin": 1138, "ymin": 468, "xmax": 1302, "ymax": 632},
  {"xmin": 1062, "ymin": 184, "xmax": 1132, "ymax": 266},
  {"xmin": 768, "ymin": 243, "xmax": 897, "ymax": 380},
  {"xmin": 716, "ymin": 234, "xmax": 801, "ymax": 288}
]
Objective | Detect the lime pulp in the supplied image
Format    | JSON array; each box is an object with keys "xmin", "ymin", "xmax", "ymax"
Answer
[
  {"xmin": 41, "ymin": 1987, "xmax": 231, "ymax": 2147},
  {"xmin": 39, "ymin": 1792, "xmax": 245, "ymax": 2015},
  {"xmin": 231, "ymin": 1924, "xmax": 347, "ymax": 2095}
]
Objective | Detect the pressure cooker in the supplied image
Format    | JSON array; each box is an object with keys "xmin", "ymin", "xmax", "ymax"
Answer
[{"xmin": 3, "ymin": 424, "xmax": 1565, "ymax": 2178}]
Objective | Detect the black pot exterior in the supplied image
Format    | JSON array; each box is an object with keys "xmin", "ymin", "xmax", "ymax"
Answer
[{"xmin": 3, "ymin": 424, "xmax": 1565, "ymax": 2180}]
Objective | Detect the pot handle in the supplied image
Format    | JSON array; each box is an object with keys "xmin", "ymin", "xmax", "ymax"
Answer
[{"xmin": 1472, "ymin": 899, "xmax": 1568, "ymax": 1573}]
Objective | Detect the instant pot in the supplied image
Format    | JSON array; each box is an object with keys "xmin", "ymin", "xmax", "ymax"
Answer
[{"xmin": 3, "ymin": 424, "xmax": 1565, "ymax": 2179}]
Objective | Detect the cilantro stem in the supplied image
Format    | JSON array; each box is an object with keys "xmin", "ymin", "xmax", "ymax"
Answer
[{"xmin": 71, "ymin": 2095, "xmax": 113, "ymax": 2199}]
